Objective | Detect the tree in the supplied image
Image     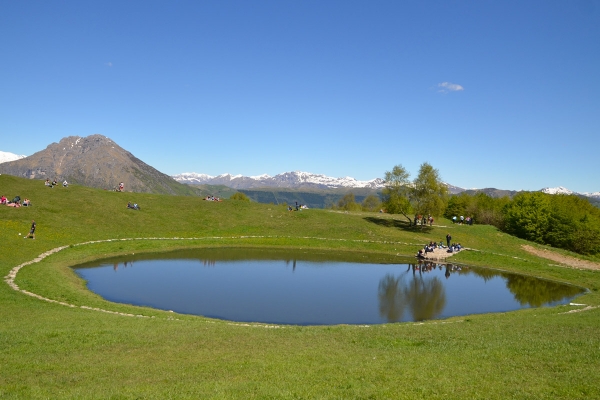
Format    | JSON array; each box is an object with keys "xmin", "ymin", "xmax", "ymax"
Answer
[
  {"xmin": 503, "ymin": 192, "xmax": 551, "ymax": 243},
  {"xmin": 381, "ymin": 164, "xmax": 412, "ymax": 223},
  {"xmin": 337, "ymin": 193, "xmax": 361, "ymax": 211},
  {"xmin": 361, "ymin": 194, "xmax": 382, "ymax": 212},
  {"xmin": 410, "ymin": 162, "xmax": 448, "ymax": 221}
]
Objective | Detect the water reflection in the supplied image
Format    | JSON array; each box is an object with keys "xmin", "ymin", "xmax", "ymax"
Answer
[
  {"xmin": 378, "ymin": 263, "xmax": 447, "ymax": 322},
  {"xmin": 376, "ymin": 261, "xmax": 584, "ymax": 322},
  {"xmin": 74, "ymin": 250, "xmax": 585, "ymax": 325},
  {"xmin": 504, "ymin": 274, "xmax": 581, "ymax": 307}
]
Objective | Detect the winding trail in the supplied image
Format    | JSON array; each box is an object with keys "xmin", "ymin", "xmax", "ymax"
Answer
[{"xmin": 6, "ymin": 236, "xmax": 594, "ymax": 321}]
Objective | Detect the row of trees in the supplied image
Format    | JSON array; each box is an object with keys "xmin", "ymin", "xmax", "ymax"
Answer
[
  {"xmin": 444, "ymin": 190, "xmax": 600, "ymax": 255},
  {"xmin": 332, "ymin": 193, "xmax": 382, "ymax": 212},
  {"xmin": 444, "ymin": 192, "xmax": 509, "ymax": 227},
  {"xmin": 503, "ymin": 192, "xmax": 600, "ymax": 255},
  {"xmin": 381, "ymin": 162, "xmax": 600, "ymax": 255}
]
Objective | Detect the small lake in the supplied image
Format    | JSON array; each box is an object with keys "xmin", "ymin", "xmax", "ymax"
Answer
[{"xmin": 73, "ymin": 248, "xmax": 584, "ymax": 325}]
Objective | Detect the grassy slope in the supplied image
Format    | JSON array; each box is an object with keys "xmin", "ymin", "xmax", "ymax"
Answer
[{"xmin": 1, "ymin": 174, "xmax": 599, "ymax": 399}]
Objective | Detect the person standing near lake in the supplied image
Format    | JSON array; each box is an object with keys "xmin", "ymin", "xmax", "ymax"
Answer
[
  {"xmin": 25, "ymin": 220, "xmax": 36, "ymax": 239},
  {"xmin": 446, "ymin": 233, "xmax": 451, "ymax": 248}
]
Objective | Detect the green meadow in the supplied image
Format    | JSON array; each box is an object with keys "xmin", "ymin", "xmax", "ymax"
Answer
[{"xmin": 1, "ymin": 174, "xmax": 599, "ymax": 399}]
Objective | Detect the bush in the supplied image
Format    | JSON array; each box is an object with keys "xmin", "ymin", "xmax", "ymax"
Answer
[{"xmin": 230, "ymin": 192, "xmax": 250, "ymax": 201}]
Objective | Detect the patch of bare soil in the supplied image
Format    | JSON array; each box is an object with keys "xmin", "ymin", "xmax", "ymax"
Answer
[
  {"xmin": 521, "ymin": 245, "xmax": 600, "ymax": 271},
  {"xmin": 421, "ymin": 247, "xmax": 461, "ymax": 261}
]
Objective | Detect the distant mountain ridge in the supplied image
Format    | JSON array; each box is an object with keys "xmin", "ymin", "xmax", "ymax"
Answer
[
  {"xmin": 173, "ymin": 172, "xmax": 599, "ymax": 200},
  {"xmin": 541, "ymin": 186, "xmax": 600, "ymax": 199},
  {"xmin": 2, "ymin": 138, "xmax": 598, "ymax": 200},
  {"xmin": 173, "ymin": 171, "xmax": 386, "ymax": 190}
]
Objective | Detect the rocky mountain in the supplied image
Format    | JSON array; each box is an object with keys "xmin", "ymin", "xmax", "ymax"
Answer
[
  {"xmin": 173, "ymin": 171, "xmax": 386, "ymax": 190},
  {"xmin": 0, "ymin": 135, "xmax": 197, "ymax": 195},
  {"xmin": 0, "ymin": 151, "xmax": 26, "ymax": 164}
]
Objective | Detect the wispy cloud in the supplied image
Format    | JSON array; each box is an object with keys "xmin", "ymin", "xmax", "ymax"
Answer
[
  {"xmin": 438, "ymin": 82, "xmax": 464, "ymax": 93},
  {"xmin": 105, "ymin": 62, "xmax": 113, "ymax": 67}
]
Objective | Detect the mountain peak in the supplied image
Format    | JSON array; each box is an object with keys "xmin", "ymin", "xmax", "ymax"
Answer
[
  {"xmin": 541, "ymin": 186, "xmax": 574, "ymax": 195},
  {"xmin": 0, "ymin": 134, "xmax": 192, "ymax": 195},
  {"xmin": 0, "ymin": 151, "xmax": 26, "ymax": 164}
]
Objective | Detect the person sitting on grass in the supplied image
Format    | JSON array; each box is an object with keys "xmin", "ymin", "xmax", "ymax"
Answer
[
  {"xmin": 0, "ymin": 195, "xmax": 6, "ymax": 204},
  {"xmin": 63, "ymin": 180, "xmax": 68, "ymax": 187},
  {"xmin": 22, "ymin": 198, "xmax": 31, "ymax": 207},
  {"xmin": 6, "ymin": 196, "xmax": 21, "ymax": 207},
  {"xmin": 127, "ymin": 202, "xmax": 140, "ymax": 210}
]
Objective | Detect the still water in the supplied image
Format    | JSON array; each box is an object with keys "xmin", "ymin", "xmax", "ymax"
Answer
[{"xmin": 73, "ymin": 248, "xmax": 584, "ymax": 325}]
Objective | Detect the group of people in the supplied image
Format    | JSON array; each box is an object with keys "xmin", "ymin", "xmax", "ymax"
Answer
[
  {"xmin": 414, "ymin": 214, "xmax": 434, "ymax": 226},
  {"xmin": 416, "ymin": 234, "xmax": 465, "ymax": 259},
  {"xmin": 445, "ymin": 233, "xmax": 462, "ymax": 252},
  {"xmin": 204, "ymin": 195, "xmax": 222, "ymax": 201},
  {"xmin": 288, "ymin": 202, "xmax": 308, "ymax": 211},
  {"xmin": 451, "ymin": 215, "xmax": 473, "ymax": 225},
  {"xmin": 416, "ymin": 240, "xmax": 446, "ymax": 258},
  {"xmin": 45, "ymin": 178, "xmax": 68, "ymax": 188},
  {"xmin": 1, "ymin": 195, "xmax": 31, "ymax": 207}
]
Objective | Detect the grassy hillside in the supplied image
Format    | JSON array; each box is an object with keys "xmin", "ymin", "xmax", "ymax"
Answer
[{"xmin": 1, "ymin": 174, "xmax": 599, "ymax": 399}]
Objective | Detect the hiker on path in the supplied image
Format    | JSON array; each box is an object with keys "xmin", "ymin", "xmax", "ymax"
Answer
[{"xmin": 25, "ymin": 220, "xmax": 36, "ymax": 239}]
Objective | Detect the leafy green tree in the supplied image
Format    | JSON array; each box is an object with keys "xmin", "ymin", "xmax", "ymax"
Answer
[
  {"xmin": 471, "ymin": 193, "xmax": 510, "ymax": 227},
  {"xmin": 230, "ymin": 192, "xmax": 250, "ymax": 201},
  {"xmin": 444, "ymin": 193, "xmax": 471, "ymax": 220},
  {"xmin": 361, "ymin": 194, "xmax": 382, "ymax": 212},
  {"xmin": 381, "ymin": 165, "xmax": 412, "ymax": 223},
  {"xmin": 503, "ymin": 192, "xmax": 551, "ymax": 244},
  {"xmin": 337, "ymin": 193, "xmax": 362, "ymax": 211},
  {"xmin": 544, "ymin": 194, "xmax": 600, "ymax": 255},
  {"xmin": 410, "ymin": 162, "xmax": 448, "ymax": 221}
]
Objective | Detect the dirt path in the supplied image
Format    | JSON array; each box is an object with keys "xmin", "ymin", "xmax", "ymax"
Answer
[{"xmin": 521, "ymin": 245, "xmax": 600, "ymax": 271}]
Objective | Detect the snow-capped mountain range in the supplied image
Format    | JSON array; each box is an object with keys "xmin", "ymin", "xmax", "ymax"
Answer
[
  {"xmin": 0, "ymin": 151, "xmax": 26, "ymax": 164},
  {"xmin": 541, "ymin": 186, "xmax": 600, "ymax": 199},
  {"xmin": 173, "ymin": 171, "xmax": 600, "ymax": 199},
  {"xmin": 172, "ymin": 171, "xmax": 386, "ymax": 190},
  {"xmin": 2, "ymin": 146, "xmax": 598, "ymax": 199}
]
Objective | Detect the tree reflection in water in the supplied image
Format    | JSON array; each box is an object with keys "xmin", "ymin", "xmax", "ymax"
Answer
[
  {"xmin": 378, "ymin": 263, "xmax": 447, "ymax": 322},
  {"xmin": 503, "ymin": 274, "xmax": 583, "ymax": 307}
]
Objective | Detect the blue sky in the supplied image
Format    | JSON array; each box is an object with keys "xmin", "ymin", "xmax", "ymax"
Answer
[{"xmin": 1, "ymin": 1, "xmax": 598, "ymax": 192}]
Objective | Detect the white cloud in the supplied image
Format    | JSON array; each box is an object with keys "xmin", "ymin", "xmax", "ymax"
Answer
[{"xmin": 438, "ymin": 82, "xmax": 464, "ymax": 93}]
